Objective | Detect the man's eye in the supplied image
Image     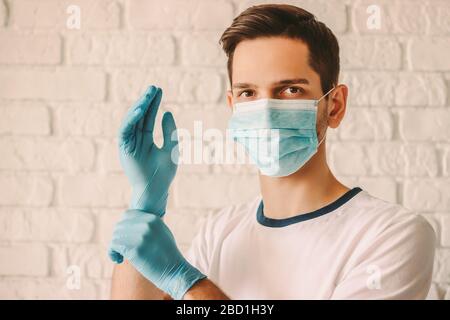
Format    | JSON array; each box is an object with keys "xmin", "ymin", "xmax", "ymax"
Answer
[
  {"xmin": 283, "ymin": 86, "xmax": 304, "ymax": 95},
  {"xmin": 238, "ymin": 90, "xmax": 254, "ymax": 98}
]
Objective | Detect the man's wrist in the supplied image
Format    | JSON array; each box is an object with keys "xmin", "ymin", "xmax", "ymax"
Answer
[
  {"xmin": 183, "ymin": 277, "xmax": 209, "ymax": 300},
  {"xmin": 129, "ymin": 188, "xmax": 167, "ymax": 216},
  {"xmin": 183, "ymin": 278, "xmax": 230, "ymax": 300}
]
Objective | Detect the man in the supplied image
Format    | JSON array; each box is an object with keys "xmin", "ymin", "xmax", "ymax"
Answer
[{"xmin": 108, "ymin": 4, "xmax": 435, "ymax": 300}]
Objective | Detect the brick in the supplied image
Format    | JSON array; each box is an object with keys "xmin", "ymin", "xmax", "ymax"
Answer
[
  {"xmin": 433, "ymin": 249, "xmax": 450, "ymax": 283},
  {"xmin": 404, "ymin": 179, "xmax": 450, "ymax": 211},
  {"xmin": 340, "ymin": 36, "xmax": 401, "ymax": 70},
  {"xmin": 368, "ymin": 143, "xmax": 439, "ymax": 177},
  {"xmin": 408, "ymin": 38, "xmax": 450, "ymax": 71},
  {"xmin": 444, "ymin": 147, "xmax": 450, "ymax": 177},
  {"xmin": 129, "ymin": 0, "xmax": 234, "ymax": 30},
  {"xmin": 0, "ymin": 32, "xmax": 61, "ymax": 64},
  {"xmin": 58, "ymin": 174, "xmax": 129, "ymax": 207},
  {"xmin": 0, "ymin": 137, "xmax": 95, "ymax": 172},
  {"xmin": 440, "ymin": 214, "xmax": 450, "ymax": 247},
  {"xmin": 97, "ymin": 138, "xmax": 121, "ymax": 173},
  {"xmin": 170, "ymin": 105, "xmax": 230, "ymax": 133},
  {"xmin": 426, "ymin": 1, "xmax": 450, "ymax": 35},
  {"xmin": 69, "ymin": 34, "xmax": 175, "ymax": 65},
  {"xmin": 180, "ymin": 32, "xmax": 227, "ymax": 66},
  {"xmin": 0, "ymin": 208, "xmax": 94, "ymax": 242},
  {"xmin": 238, "ymin": 0, "xmax": 347, "ymax": 33},
  {"xmin": 0, "ymin": 0, "xmax": 6, "ymax": 27},
  {"xmin": 359, "ymin": 177, "xmax": 397, "ymax": 203},
  {"xmin": 402, "ymin": 144, "xmax": 439, "ymax": 177},
  {"xmin": 0, "ymin": 173, "xmax": 53, "ymax": 206},
  {"xmin": 331, "ymin": 142, "xmax": 439, "ymax": 177},
  {"xmin": 0, "ymin": 68, "xmax": 106, "ymax": 101},
  {"xmin": 342, "ymin": 72, "xmax": 446, "ymax": 107},
  {"xmin": 113, "ymin": 68, "xmax": 223, "ymax": 103},
  {"xmin": 54, "ymin": 103, "xmax": 127, "ymax": 136},
  {"xmin": 0, "ymin": 244, "xmax": 48, "ymax": 276},
  {"xmin": 337, "ymin": 108, "xmax": 393, "ymax": 140},
  {"xmin": 395, "ymin": 74, "xmax": 446, "ymax": 107},
  {"xmin": 352, "ymin": 0, "xmax": 427, "ymax": 34},
  {"xmin": 0, "ymin": 278, "xmax": 98, "ymax": 299},
  {"xmin": 330, "ymin": 143, "xmax": 370, "ymax": 176},
  {"xmin": 0, "ymin": 104, "xmax": 50, "ymax": 135},
  {"xmin": 340, "ymin": 72, "xmax": 395, "ymax": 106},
  {"xmin": 399, "ymin": 109, "xmax": 450, "ymax": 141},
  {"xmin": 174, "ymin": 173, "xmax": 259, "ymax": 209},
  {"xmin": 51, "ymin": 244, "xmax": 113, "ymax": 279},
  {"xmin": 11, "ymin": 0, "xmax": 120, "ymax": 30},
  {"xmin": 93, "ymin": 208, "xmax": 122, "ymax": 244}
]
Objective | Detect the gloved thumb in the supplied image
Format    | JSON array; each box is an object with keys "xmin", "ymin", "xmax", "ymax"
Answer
[{"xmin": 162, "ymin": 111, "xmax": 179, "ymax": 151}]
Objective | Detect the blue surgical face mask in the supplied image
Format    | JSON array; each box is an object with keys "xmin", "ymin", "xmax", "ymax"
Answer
[{"xmin": 228, "ymin": 87, "xmax": 334, "ymax": 177}]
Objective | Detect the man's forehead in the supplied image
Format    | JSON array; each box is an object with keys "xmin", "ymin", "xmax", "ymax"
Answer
[
  {"xmin": 232, "ymin": 78, "xmax": 310, "ymax": 89},
  {"xmin": 231, "ymin": 37, "xmax": 315, "ymax": 86},
  {"xmin": 233, "ymin": 37, "xmax": 309, "ymax": 64}
]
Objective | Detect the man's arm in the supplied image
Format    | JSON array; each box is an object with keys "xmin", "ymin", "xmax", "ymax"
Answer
[
  {"xmin": 111, "ymin": 261, "xmax": 229, "ymax": 300},
  {"xmin": 111, "ymin": 260, "xmax": 172, "ymax": 300},
  {"xmin": 184, "ymin": 278, "xmax": 230, "ymax": 300}
]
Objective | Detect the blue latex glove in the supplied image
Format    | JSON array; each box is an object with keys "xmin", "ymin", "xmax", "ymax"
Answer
[
  {"xmin": 108, "ymin": 209, "xmax": 207, "ymax": 300},
  {"xmin": 119, "ymin": 85, "xmax": 178, "ymax": 216}
]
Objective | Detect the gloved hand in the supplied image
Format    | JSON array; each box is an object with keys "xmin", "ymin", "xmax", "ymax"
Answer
[
  {"xmin": 108, "ymin": 209, "xmax": 207, "ymax": 300},
  {"xmin": 118, "ymin": 85, "xmax": 178, "ymax": 216}
]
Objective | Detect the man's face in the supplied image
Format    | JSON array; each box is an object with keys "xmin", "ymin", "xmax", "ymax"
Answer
[{"xmin": 226, "ymin": 36, "xmax": 334, "ymax": 137}]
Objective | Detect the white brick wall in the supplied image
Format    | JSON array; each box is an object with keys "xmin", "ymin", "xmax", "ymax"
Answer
[{"xmin": 0, "ymin": 0, "xmax": 448, "ymax": 299}]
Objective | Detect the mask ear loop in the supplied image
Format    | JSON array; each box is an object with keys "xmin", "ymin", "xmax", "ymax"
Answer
[
  {"xmin": 317, "ymin": 86, "xmax": 336, "ymax": 104},
  {"xmin": 316, "ymin": 86, "xmax": 336, "ymax": 147}
]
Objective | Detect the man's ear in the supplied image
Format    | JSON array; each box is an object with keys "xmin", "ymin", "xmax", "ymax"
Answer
[
  {"xmin": 327, "ymin": 84, "xmax": 348, "ymax": 129},
  {"xmin": 226, "ymin": 89, "xmax": 233, "ymax": 110}
]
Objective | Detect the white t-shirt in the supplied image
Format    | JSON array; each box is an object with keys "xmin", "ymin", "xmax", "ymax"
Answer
[{"xmin": 185, "ymin": 187, "xmax": 436, "ymax": 299}]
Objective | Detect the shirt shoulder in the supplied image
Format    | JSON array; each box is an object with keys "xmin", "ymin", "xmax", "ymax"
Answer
[
  {"xmin": 184, "ymin": 196, "xmax": 261, "ymax": 275},
  {"xmin": 333, "ymin": 190, "xmax": 436, "ymax": 299},
  {"xmin": 347, "ymin": 190, "xmax": 435, "ymax": 237},
  {"xmin": 204, "ymin": 196, "xmax": 261, "ymax": 232}
]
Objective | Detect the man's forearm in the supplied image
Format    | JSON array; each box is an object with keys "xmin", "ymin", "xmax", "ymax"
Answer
[
  {"xmin": 183, "ymin": 278, "xmax": 230, "ymax": 300},
  {"xmin": 111, "ymin": 260, "xmax": 228, "ymax": 300},
  {"xmin": 110, "ymin": 260, "xmax": 171, "ymax": 300}
]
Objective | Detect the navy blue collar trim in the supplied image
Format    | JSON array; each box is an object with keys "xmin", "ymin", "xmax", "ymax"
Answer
[{"xmin": 256, "ymin": 187, "xmax": 363, "ymax": 228}]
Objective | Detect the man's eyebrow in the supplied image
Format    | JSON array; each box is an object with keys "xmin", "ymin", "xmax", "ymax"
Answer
[
  {"xmin": 232, "ymin": 82, "xmax": 255, "ymax": 89},
  {"xmin": 232, "ymin": 78, "xmax": 310, "ymax": 89},
  {"xmin": 273, "ymin": 78, "xmax": 310, "ymax": 86}
]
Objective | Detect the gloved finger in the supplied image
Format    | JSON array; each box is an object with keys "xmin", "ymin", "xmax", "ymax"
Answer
[
  {"xmin": 112, "ymin": 222, "xmax": 143, "ymax": 237},
  {"xmin": 142, "ymin": 87, "xmax": 163, "ymax": 133},
  {"xmin": 112, "ymin": 216, "xmax": 158, "ymax": 238},
  {"xmin": 121, "ymin": 209, "xmax": 148, "ymax": 221},
  {"xmin": 162, "ymin": 111, "xmax": 179, "ymax": 151},
  {"xmin": 118, "ymin": 108, "xmax": 143, "ymax": 153},
  {"xmin": 119, "ymin": 209, "xmax": 159, "ymax": 224},
  {"xmin": 108, "ymin": 239, "xmax": 128, "ymax": 262},
  {"xmin": 119, "ymin": 86, "xmax": 156, "ymax": 136},
  {"xmin": 108, "ymin": 248, "xmax": 124, "ymax": 264}
]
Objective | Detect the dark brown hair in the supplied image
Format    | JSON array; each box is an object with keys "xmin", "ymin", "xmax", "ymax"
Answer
[{"xmin": 219, "ymin": 4, "xmax": 340, "ymax": 95}]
